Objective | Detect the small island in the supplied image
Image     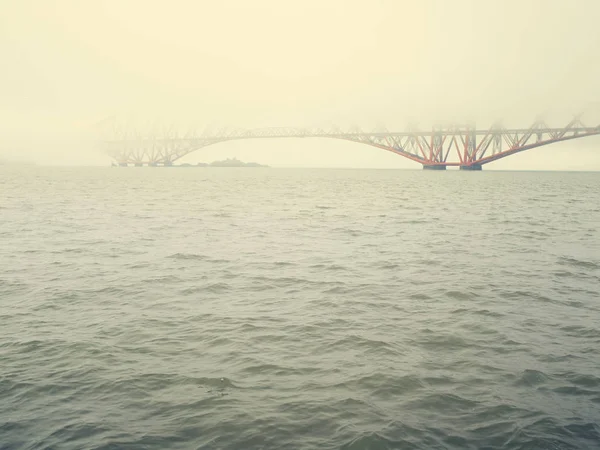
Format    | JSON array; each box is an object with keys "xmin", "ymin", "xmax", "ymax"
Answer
[{"xmin": 179, "ymin": 157, "xmax": 268, "ymax": 168}]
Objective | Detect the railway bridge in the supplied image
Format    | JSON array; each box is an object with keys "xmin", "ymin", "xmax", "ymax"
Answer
[{"xmin": 99, "ymin": 116, "xmax": 600, "ymax": 170}]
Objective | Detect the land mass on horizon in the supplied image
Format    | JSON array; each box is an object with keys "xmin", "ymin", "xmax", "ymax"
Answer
[{"xmin": 180, "ymin": 158, "xmax": 269, "ymax": 168}]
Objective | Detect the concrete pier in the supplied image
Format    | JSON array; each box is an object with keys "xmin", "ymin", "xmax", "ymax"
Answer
[
  {"xmin": 422, "ymin": 164, "xmax": 447, "ymax": 170},
  {"xmin": 459, "ymin": 164, "xmax": 483, "ymax": 171}
]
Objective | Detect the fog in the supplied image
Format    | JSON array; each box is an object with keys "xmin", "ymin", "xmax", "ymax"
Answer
[{"xmin": 1, "ymin": 0, "xmax": 599, "ymax": 169}]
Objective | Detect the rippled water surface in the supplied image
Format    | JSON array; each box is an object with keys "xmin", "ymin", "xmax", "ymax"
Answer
[{"xmin": 1, "ymin": 167, "xmax": 600, "ymax": 449}]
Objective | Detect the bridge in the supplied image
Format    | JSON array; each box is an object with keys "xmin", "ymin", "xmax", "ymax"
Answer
[{"xmin": 99, "ymin": 115, "xmax": 600, "ymax": 170}]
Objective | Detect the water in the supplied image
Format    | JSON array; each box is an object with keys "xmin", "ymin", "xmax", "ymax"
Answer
[{"xmin": 1, "ymin": 167, "xmax": 600, "ymax": 450}]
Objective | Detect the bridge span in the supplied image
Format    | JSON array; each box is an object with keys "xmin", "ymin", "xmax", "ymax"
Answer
[{"xmin": 100, "ymin": 116, "xmax": 600, "ymax": 170}]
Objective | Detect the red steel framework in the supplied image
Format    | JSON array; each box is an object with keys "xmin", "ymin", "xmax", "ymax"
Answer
[{"xmin": 100, "ymin": 116, "xmax": 600, "ymax": 170}]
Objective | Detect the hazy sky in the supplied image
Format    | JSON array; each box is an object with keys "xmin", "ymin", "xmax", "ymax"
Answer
[{"xmin": 1, "ymin": 0, "xmax": 599, "ymax": 169}]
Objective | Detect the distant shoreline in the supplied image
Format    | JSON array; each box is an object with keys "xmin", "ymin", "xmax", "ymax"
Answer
[
  {"xmin": 0, "ymin": 160, "xmax": 36, "ymax": 166},
  {"xmin": 181, "ymin": 158, "xmax": 269, "ymax": 168},
  {"xmin": 110, "ymin": 157, "xmax": 270, "ymax": 168}
]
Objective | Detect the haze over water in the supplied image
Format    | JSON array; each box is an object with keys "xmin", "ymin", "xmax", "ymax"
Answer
[{"xmin": 1, "ymin": 166, "xmax": 599, "ymax": 449}]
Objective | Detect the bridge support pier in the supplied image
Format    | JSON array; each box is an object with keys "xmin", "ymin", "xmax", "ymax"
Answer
[
  {"xmin": 422, "ymin": 164, "xmax": 446, "ymax": 170},
  {"xmin": 459, "ymin": 164, "xmax": 483, "ymax": 171},
  {"xmin": 118, "ymin": 162, "xmax": 128, "ymax": 167}
]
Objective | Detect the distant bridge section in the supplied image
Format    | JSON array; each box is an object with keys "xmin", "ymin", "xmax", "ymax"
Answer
[{"xmin": 99, "ymin": 116, "xmax": 600, "ymax": 170}]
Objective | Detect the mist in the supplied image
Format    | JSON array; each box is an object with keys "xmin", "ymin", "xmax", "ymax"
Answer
[{"xmin": 1, "ymin": 0, "xmax": 599, "ymax": 169}]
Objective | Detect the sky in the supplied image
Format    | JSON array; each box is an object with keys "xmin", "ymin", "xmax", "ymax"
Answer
[{"xmin": 1, "ymin": 0, "xmax": 599, "ymax": 169}]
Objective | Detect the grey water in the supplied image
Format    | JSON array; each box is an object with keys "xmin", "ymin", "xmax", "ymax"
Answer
[{"xmin": 1, "ymin": 166, "xmax": 600, "ymax": 450}]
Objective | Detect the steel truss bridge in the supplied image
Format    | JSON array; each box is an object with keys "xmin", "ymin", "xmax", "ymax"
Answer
[{"xmin": 100, "ymin": 115, "xmax": 600, "ymax": 170}]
